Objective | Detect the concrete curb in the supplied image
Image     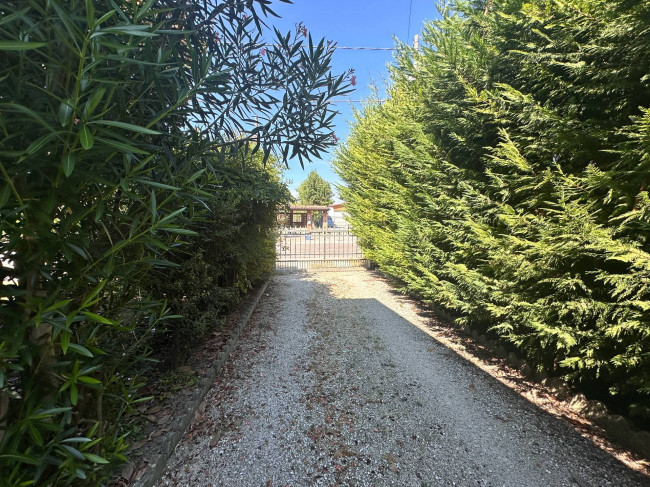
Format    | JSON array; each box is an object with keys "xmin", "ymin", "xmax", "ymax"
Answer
[{"xmin": 131, "ymin": 278, "xmax": 271, "ymax": 487}]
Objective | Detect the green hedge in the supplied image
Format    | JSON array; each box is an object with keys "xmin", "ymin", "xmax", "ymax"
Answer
[
  {"xmin": 336, "ymin": 0, "xmax": 650, "ymax": 424},
  {"xmin": 148, "ymin": 153, "xmax": 289, "ymax": 368},
  {"xmin": 0, "ymin": 0, "xmax": 350, "ymax": 484}
]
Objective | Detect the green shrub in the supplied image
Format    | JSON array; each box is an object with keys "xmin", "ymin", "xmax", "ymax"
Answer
[
  {"xmin": 0, "ymin": 0, "xmax": 350, "ymax": 484},
  {"xmin": 148, "ymin": 151, "xmax": 289, "ymax": 368}
]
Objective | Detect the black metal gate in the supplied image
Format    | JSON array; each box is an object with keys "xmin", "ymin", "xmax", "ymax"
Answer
[{"xmin": 276, "ymin": 228, "xmax": 366, "ymax": 269}]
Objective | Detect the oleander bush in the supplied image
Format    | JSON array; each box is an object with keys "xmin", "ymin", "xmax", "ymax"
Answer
[
  {"xmin": 0, "ymin": 0, "xmax": 350, "ymax": 484},
  {"xmin": 336, "ymin": 0, "xmax": 650, "ymax": 425},
  {"xmin": 148, "ymin": 151, "xmax": 290, "ymax": 368}
]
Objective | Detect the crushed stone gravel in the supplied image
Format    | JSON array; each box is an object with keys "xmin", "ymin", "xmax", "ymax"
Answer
[{"xmin": 156, "ymin": 269, "xmax": 650, "ymax": 487}]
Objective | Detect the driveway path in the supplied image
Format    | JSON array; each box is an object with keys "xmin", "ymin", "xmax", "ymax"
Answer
[{"xmin": 157, "ymin": 269, "xmax": 649, "ymax": 487}]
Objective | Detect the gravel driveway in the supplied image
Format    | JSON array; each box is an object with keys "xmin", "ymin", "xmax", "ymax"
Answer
[{"xmin": 156, "ymin": 269, "xmax": 649, "ymax": 487}]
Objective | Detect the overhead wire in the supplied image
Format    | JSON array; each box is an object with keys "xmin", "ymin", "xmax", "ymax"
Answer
[
  {"xmin": 251, "ymin": 6, "xmax": 415, "ymax": 104},
  {"xmin": 259, "ymin": 43, "xmax": 394, "ymax": 51}
]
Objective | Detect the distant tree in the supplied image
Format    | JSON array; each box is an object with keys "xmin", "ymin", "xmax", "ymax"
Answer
[
  {"xmin": 297, "ymin": 171, "xmax": 333, "ymax": 226},
  {"xmin": 297, "ymin": 171, "xmax": 334, "ymax": 205}
]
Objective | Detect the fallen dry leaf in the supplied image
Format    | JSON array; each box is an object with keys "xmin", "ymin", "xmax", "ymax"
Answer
[
  {"xmin": 133, "ymin": 464, "xmax": 148, "ymax": 481},
  {"xmin": 150, "ymin": 427, "xmax": 171, "ymax": 438},
  {"xmin": 156, "ymin": 414, "xmax": 171, "ymax": 425},
  {"xmin": 120, "ymin": 462, "xmax": 134, "ymax": 481},
  {"xmin": 129, "ymin": 439, "xmax": 148, "ymax": 451},
  {"xmin": 334, "ymin": 449, "xmax": 358, "ymax": 459},
  {"xmin": 385, "ymin": 453, "xmax": 399, "ymax": 474}
]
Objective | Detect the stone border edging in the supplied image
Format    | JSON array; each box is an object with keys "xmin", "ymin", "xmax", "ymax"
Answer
[{"xmin": 131, "ymin": 278, "xmax": 271, "ymax": 487}]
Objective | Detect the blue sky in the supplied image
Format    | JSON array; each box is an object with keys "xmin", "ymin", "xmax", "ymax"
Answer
[{"xmin": 262, "ymin": 0, "xmax": 440, "ymax": 201}]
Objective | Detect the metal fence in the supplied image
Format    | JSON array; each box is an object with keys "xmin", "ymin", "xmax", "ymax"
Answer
[{"xmin": 276, "ymin": 228, "xmax": 367, "ymax": 269}]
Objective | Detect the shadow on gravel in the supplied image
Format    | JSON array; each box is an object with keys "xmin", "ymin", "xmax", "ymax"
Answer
[{"xmin": 286, "ymin": 268, "xmax": 650, "ymax": 483}]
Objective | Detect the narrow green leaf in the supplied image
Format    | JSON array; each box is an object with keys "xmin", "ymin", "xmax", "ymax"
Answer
[
  {"xmin": 66, "ymin": 243, "xmax": 88, "ymax": 259},
  {"xmin": 187, "ymin": 169, "xmax": 206, "ymax": 183},
  {"xmin": 79, "ymin": 365, "xmax": 102, "ymax": 376},
  {"xmin": 70, "ymin": 383, "xmax": 78, "ymax": 405},
  {"xmin": 94, "ymin": 199, "xmax": 105, "ymax": 222},
  {"xmin": 89, "ymin": 120, "xmax": 161, "ymax": 135},
  {"xmin": 28, "ymin": 422, "xmax": 43, "ymax": 446},
  {"xmin": 150, "ymin": 190, "xmax": 157, "ymax": 220},
  {"xmin": 31, "ymin": 407, "xmax": 72, "ymax": 419},
  {"xmin": 45, "ymin": 299, "xmax": 73, "ymax": 312},
  {"xmin": 93, "ymin": 136, "xmax": 149, "ymax": 155},
  {"xmin": 60, "ymin": 331, "xmax": 70, "ymax": 354},
  {"xmin": 160, "ymin": 226, "xmax": 198, "ymax": 235},
  {"xmin": 0, "ymin": 7, "xmax": 30, "ymax": 28},
  {"xmin": 132, "ymin": 396, "xmax": 154, "ymax": 404},
  {"xmin": 62, "ymin": 437, "xmax": 92, "ymax": 443},
  {"xmin": 159, "ymin": 207, "xmax": 186, "ymax": 224},
  {"xmin": 83, "ymin": 453, "xmax": 109, "ymax": 464},
  {"xmin": 61, "ymin": 445, "xmax": 84, "ymax": 460},
  {"xmin": 90, "ymin": 24, "xmax": 157, "ymax": 38},
  {"xmin": 67, "ymin": 343, "xmax": 94, "ymax": 358},
  {"xmin": 0, "ymin": 454, "xmax": 41, "ymax": 466},
  {"xmin": 78, "ymin": 376, "xmax": 102, "ymax": 385},
  {"xmin": 84, "ymin": 88, "xmax": 106, "ymax": 118},
  {"xmin": 133, "ymin": 178, "xmax": 180, "ymax": 191},
  {"xmin": 23, "ymin": 132, "xmax": 59, "ymax": 157},
  {"xmin": 157, "ymin": 314, "xmax": 183, "ymax": 321},
  {"xmin": 0, "ymin": 41, "xmax": 46, "ymax": 51},
  {"xmin": 62, "ymin": 153, "xmax": 76, "ymax": 177},
  {"xmin": 95, "ymin": 10, "xmax": 116, "ymax": 26},
  {"xmin": 50, "ymin": 1, "xmax": 81, "ymax": 39},
  {"xmin": 81, "ymin": 280, "xmax": 107, "ymax": 308},
  {"xmin": 85, "ymin": 0, "xmax": 95, "ymax": 28},
  {"xmin": 135, "ymin": 0, "xmax": 156, "ymax": 21},
  {"xmin": 0, "ymin": 185, "xmax": 10, "ymax": 209},
  {"xmin": 82, "ymin": 311, "xmax": 114, "ymax": 325},
  {"xmin": 80, "ymin": 125, "xmax": 93, "ymax": 149},
  {"xmin": 59, "ymin": 98, "xmax": 74, "ymax": 127},
  {"xmin": 1, "ymin": 103, "xmax": 55, "ymax": 132}
]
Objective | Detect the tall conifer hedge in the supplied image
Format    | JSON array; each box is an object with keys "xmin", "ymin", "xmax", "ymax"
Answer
[{"xmin": 336, "ymin": 0, "xmax": 650, "ymax": 423}]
